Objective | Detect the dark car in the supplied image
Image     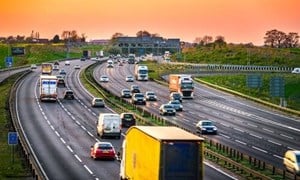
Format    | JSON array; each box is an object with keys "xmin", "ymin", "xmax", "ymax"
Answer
[
  {"xmin": 131, "ymin": 93, "xmax": 146, "ymax": 105},
  {"xmin": 170, "ymin": 92, "xmax": 182, "ymax": 103},
  {"xmin": 120, "ymin": 113, "xmax": 136, "ymax": 128},
  {"xmin": 90, "ymin": 142, "xmax": 116, "ymax": 160},
  {"xmin": 63, "ymin": 90, "xmax": 74, "ymax": 100},
  {"xmin": 130, "ymin": 85, "xmax": 140, "ymax": 93},
  {"xmin": 59, "ymin": 69, "xmax": 67, "ymax": 75},
  {"xmin": 196, "ymin": 120, "xmax": 218, "ymax": 134},
  {"xmin": 57, "ymin": 76, "xmax": 65, "ymax": 87}
]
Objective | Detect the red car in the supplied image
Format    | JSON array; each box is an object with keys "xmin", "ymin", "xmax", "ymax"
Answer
[{"xmin": 90, "ymin": 142, "xmax": 116, "ymax": 160}]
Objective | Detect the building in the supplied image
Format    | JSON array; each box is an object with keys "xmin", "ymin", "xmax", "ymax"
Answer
[
  {"xmin": 114, "ymin": 36, "xmax": 180, "ymax": 55},
  {"xmin": 89, "ymin": 39, "xmax": 110, "ymax": 45}
]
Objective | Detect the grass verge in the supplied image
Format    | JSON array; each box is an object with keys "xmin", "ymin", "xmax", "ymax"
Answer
[{"xmin": 0, "ymin": 74, "xmax": 31, "ymax": 179}]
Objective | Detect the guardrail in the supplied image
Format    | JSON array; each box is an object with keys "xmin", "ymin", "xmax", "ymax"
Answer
[
  {"xmin": 9, "ymin": 70, "xmax": 48, "ymax": 180},
  {"xmin": 84, "ymin": 62, "xmax": 300, "ymax": 180}
]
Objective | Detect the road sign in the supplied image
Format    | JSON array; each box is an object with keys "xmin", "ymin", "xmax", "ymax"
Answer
[
  {"xmin": 8, "ymin": 132, "xmax": 18, "ymax": 145},
  {"xmin": 5, "ymin": 56, "xmax": 13, "ymax": 68},
  {"xmin": 246, "ymin": 74, "xmax": 262, "ymax": 88},
  {"xmin": 270, "ymin": 77, "xmax": 285, "ymax": 97}
]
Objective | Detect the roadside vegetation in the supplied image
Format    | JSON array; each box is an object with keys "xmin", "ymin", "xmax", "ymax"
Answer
[{"xmin": 0, "ymin": 74, "xmax": 31, "ymax": 178}]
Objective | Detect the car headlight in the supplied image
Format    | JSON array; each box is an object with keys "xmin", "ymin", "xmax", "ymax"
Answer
[
  {"xmin": 201, "ymin": 127, "xmax": 206, "ymax": 130},
  {"xmin": 213, "ymin": 127, "xmax": 218, "ymax": 131}
]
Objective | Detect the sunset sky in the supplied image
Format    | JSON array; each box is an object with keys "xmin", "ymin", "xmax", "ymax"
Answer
[{"xmin": 0, "ymin": 0, "xmax": 299, "ymax": 45}]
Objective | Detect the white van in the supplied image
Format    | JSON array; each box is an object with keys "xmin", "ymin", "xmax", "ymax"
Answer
[
  {"xmin": 97, "ymin": 113, "xmax": 121, "ymax": 139},
  {"xmin": 292, "ymin": 68, "xmax": 300, "ymax": 74},
  {"xmin": 107, "ymin": 60, "xmax": 114, "ymax": 68}
]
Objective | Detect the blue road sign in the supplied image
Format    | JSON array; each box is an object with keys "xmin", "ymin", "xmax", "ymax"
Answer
[
  {"xmin": 5, "ymin": 56, "xmax": 13, "ymax": 68},
  {"xmin": 8, "ymin": 132, "xmax": 18, "ymax": 145}
]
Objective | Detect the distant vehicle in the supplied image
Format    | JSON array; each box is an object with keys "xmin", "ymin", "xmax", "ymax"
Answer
[
  {"xmin": 99, "ymin": 50, "xmax": 104, "ymax": 58},
  {"xmin": 63, "ymin": 89, "xmax": 74, "ymax": 100},
  {"xmin": 39, "ymin": 75, "xmax": 57, "ymax": 102},
  {"xmin": 128, "ymin": 53, "xmax": 135, "ymax": 64},
  {"xmin": 169, "ymin": 74, "xmax": 194, "ymax": 99},
  {"xmin": 80, "ymin": 57, "xmax": 86, "ymax": 61},
  {"xmin": 168, "ymin": 100, "xmax": 183, "ymax": 111},
  {"xmin": 145, "ymin": 91, "xmax": 157, "ymax": 101},
  {"xmin": 90, "ymin": 142, "xmax": 116, "ymax": 160},
  {"xmin": 100, "ymin": 75, "xmax": 109, "ymax": 82},
  {"xmin": 97, "ymin": 113, "xmax": 121, "ymax": 139},
  {"xmin": 130, "ymin": 85, "xmax": 140, "ymax": 93},
  {"xmin": 65, "ymin": 61, "xmax": 70, "ymax": 66},
  {"xmin": 57, "ymin": 77, "xmax": 65, "ymax": 87},
  {"xmin": 283, "ymin": 150, "xmax": 300, "ymax": 175},
  {"xmin": 120, "ymin": 113, "xmax": 136, "ymax": 128},
  {"xmin": 83, "ymin": 50, "xmax": 91, "ymax": 59},
  {"xmin": 74, "ymin": 65, "xmax": 80, "ymax": 69},
  {"xmin": 119, "ymin": 126, "xmax": 204, "ymax": 180},
  {"xmin": 53, "ymin": 65, "xmax": 59, "ymax": 71},
  {"xmin": 125, "ymin": 75, "xmax": 134, "ymax": 82},
  {"xmin": 41, "ymin": 63, "xmax": 53, "ymax": 75},
  {"xmin": 107, "ymin": 60, "xmax": 114, "ymax": 68},
  {"xmin": 134, "ymin": 65, "xmax": 148, "ymax": 81},
  {"xmin": 159, "ymin": 104, "xmax": 176, "ymax": 116},
  {"xmin": 91, "ymin": 97, "xmax": 105, "ymax": 107},
  {"xmin": 121, "ymin": 89, "xmax": 132, "ymax": 98},
  {"xmin": 196, "ymin": 120, "xmax": 218, "ymax": 134},
  {"xmin": 131, "ymin": 93, "xmax": 146, "ymax": 105},
  {"xmin": 119, "ymin": 62, "xmax": 123, "ymax": 66},
  {"xmin": 54, "ymin": 61, "xmax": 60, "ymax": 65},
  {"xmin": 59, "ymin": 69, "xmax": 66, "ymax": 75},
  {"xmin": 292, "ymin": 68, "xmax": 300, "ymax": 74},
  {"xmin": 30, "ymin": 64, "xmax": 37, "ymax": 70},
  {"xmin": 170, "ymin": 92, "xmax": 182, "ymax": 103}
]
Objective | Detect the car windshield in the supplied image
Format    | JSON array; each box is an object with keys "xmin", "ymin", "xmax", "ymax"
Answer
[
  {"xmin": 132, "ymin": 86, "xmax": 139, "ymax": 89},
  {"xmin": 124, "ymin": 114, "xmax": 133, "ymax": 119},
  {"xmin": 173, "ymin": 94, "xmax": 181, "ymax": 98},
  {"xmin": 296, "ymin": 154, "xmax": 300, "ymax": 163},
  {"xmin": 202, "ymin": 121, "xmax": 213, "ymax": 126},
  {"xmin": 66, "ymin": 91, "xmax": 73, "ymax": 95},
  {"xmin": 101, "ymin": 76, "xmax": 107, "ymax": 78},
  {"xmin": 95, "ymin": 99, "xmax": 103, "ymax": 102},
  {"xmin": 147, "ymin": 92, "xmax": 155, "ymax": 96},
  {"xmin": 135, "ymin": 94, "xmax": 144, "ymax": 98},
  {"xmin": 170, "ymin": 101, "xmax": 180, "ymax": 104},
  {"xmin": 164, "ymin": 105, "xmax": 173, "ymax": 109},
  {"xmin": 97, "ymin": 144, "xmax": 112, "ymax": 150}
]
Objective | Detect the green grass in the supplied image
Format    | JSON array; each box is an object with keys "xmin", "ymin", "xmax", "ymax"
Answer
[
  {"xmin": 0, "ymin": 43, "xmax": 104, "ymax": 68},
  {"xmin": 174, "ymin": 45, "xmax": 300, "ymax": 67},
  {"xmin": 0, "ymin": 74, "xmax": 31, "ymax": 178},
  {"xmin": 197, "ymin": 74, "xmax": 300, "ymax": 111}
]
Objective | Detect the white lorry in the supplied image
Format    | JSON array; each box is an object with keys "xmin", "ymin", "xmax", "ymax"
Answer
[
  {"xmin": 134, "ymin": 65, "xmax": 148, "ymax": 81},
  {"xmin": 39, "ymin": 75, "xmax": 58, "ymax": 102}
]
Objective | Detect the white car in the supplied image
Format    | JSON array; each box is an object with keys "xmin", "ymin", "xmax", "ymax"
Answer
[
  {"xmin": 74, "ymin": 65, "xmax": 80, "ymax": 69},
  {"xmin": 292, "ymin": 68, "xmax": 300, "ymax": 74},
  {"xmin": 145, "ymin": 91, "xmax": 157, "ymax": 101},
  {"xmin": 125, "ymin": 75, "xmax": 134, "ymax": 82},
  {"xmin": 30, "ymin": 64, "xmax": 37, "ymax": 69},
  {"xmin": 100, "ymin": 75, "xmax": 109, "ymax": 82},
  {"xmin": 65, "ymin": 61, "xmax": 70, "ymax": 65}
]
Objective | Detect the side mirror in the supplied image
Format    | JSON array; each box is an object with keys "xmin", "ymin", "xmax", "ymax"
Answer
[{"xmin": 90, "ymin": 145, "xmax": 93, "ymax": 148}]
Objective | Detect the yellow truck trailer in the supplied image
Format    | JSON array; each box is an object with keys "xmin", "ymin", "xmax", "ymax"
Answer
[{"xmin": 119, "ymin": 126, "xmax": 204, "ymax": 180}]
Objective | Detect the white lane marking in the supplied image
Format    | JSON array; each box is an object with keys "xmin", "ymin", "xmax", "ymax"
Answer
[
  {"xmin": 220, "ymin": 133, "xmax": 230, "ymax": 139},
  {"xmin": 71, "ymin": 116, "xmax": 75, "ymax": 120},
  {"xmin": 60, "ymin": 138, "xmax": 66, "ymax": 144},
  {"xmin": 263, "ymin": 128, "xmax": 274, "ymax": 133},
  {"xmin": 81, "ymin": 126, "xmax": 86, "ymax": 131},
  {"xmin": 50, "ymin": 125, "xmax": 55, "ymax": 131},
  {"xmin": 74, "ymin": 154, "xmax": 82, "ymax": 163},
  {"xmin": 47, "ymin": 120, "xmax": 51, "ymax": 125},
  {"xmin": 235, "ymin": 140, "xmax": 247, "ymax": 146},
  {"xmin": 87, "ymin": 131, "xmax": 94, "ymax": 137},
  {"xmin": 67, "ymin": 145, "xmax": 74, "ymax": 153},
  {"xmin": 55, "ymin": 131, "xmax": 60, "ymax": 137},
  {"xmin": 280, "ymin": 134, "xmax": 294, "ymax": 139},
  {"xmin": 249, "ymin": 133, "xmax": 262, "ymax": 139},
  {"xmin": 273, "ymin": 155, "xmax": 283, "ymax": 160},
  {"xmin": 76, "ymin": 121, "xmax": 81, "ymax": 125},
  {"xmin": 220, "ymin": 123, "xmax": 230, "ymax": 128},
  {"xmin": 92, "ymin": 112, "xmax": 97, "ymax": 116},
  {"xmin": 252, "ymin": 146, "xmax": 267, "ymax": 153},
  {"xmin": 267, "ymin": 140, "xmax": 282, "ymax": 146},
  {"xmin": 233, "ymin": 127, "xmax": 244, "ymax": 133},
  {"xmin": 247, "ymin": 123, "xmax": 257, "ymax": 128},
  {"xmin": 84, "ymin": 165, "xmax": 93, "ymax": 175}
]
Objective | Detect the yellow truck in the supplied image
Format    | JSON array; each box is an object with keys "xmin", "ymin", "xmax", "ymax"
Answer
[
  {"xmin": 41, "ymin": 63, "xmax": 53, "ymax": 75},
  {"xmin": 119, "ymin": 126, "xmax": 204, "ymax": 180}
]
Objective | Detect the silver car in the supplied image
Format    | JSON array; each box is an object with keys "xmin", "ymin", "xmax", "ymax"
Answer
[
  {"xmin": 159, "ymin": 104, "xmax": 176, "ymax": 116},
  {"xmin": 100, "ymin": 75, "xmax": 109, "ymax": 82},
  {"xmin": 145, "ymin": 91, "xmax": 157, "ymax": 101},
  {"xmin": 168, "ymin": 100, "xmax": 183, "ymax": 111},
  {"xmin": 196, "ymin": 120, "xmax": 217, "ymax": 134},
  {"xmin": 121, "ymin": 89, "xmax": 132, "ymax": 98},
  {"xmin": 92, "ymin": 98, "xmax": 105, "ymax": 107}
]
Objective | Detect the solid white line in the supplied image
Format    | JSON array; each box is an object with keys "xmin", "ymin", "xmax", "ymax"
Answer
[
  {"xmin": 252, "ymin": 146, "xmax": 267, "ymax": 153},
  {"xmin": 84, "ymin": 165, "xmax": 93, "ymax": 175},
  {"xmin": 74, "ymin": 154, "xmax": 82, "ymax": 163},
  {"xmin": 280, "ymin": 134, "xmax": 293, "ymax": 139},
  {"xmin": 249, "ymin": 133, "xmax": 262, "ymax": 139},
  {"xmin": 204, "ymin": 161, "xmax": 238, "ymax": 180},
  {"xmin": 267, "ymin": 140, "xmax": 281, "ymax": 146},
  {"xmin": 273, "ymin": 155, "xmax": 283, "ymax": 160},
  {"xmin": 60, "ymin": 138, "xmax": 66, "ymax": 144},
  {"xmin": 67, "ymin": 145, "xmax": 73, "ymax": 153},
  {"xmin": 235, "ymin": 140, "xmax": 247, "ymax": 146}
]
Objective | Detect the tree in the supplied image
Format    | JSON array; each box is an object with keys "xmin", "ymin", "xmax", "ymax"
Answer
[
  {"xmin": 151, "ymin": 33, "xmax": 160, "ymax": 37},
  {"xmin": 214, "ymin": 35, "xmax": 226, "ymax": 47},
  {"xmin": 136, "ymin": 30, "xmax": 151, "ymax": 37},
  {"xmin": 80, "ymin": 33, "xmax": 87, "ymax": 42},
  {"xmin": 283, "ymin": 32, "xmax": 299, "ymax": 48},
  {"xmin": 202, "ymin": 35, "xmax": 213, "ymax": 45},
  {"xmin": 264, "ymin": 29, "xmax": 286, "ymax": 48},
  {"xmin": 52, "ymin": 35, "xmax": 60, "ymax": 43}
]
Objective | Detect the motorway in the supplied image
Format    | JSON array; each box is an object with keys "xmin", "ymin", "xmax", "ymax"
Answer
[
  {"xmin": 94, "ymin": 59, "xmax": 300, "ymax": 169},
  {"xmin": 14, "ymin": 59, "xmax": 235, "ymax": 179}
]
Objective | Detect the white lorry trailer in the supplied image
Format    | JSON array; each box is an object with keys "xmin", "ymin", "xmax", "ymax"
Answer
[
  {"xmin": 134, "ymin": 65, "xmax": 148, "ymax": 81},
  {"xmin": 39, "ymin": 75, "xmax": 58, "ymax": 102}
]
